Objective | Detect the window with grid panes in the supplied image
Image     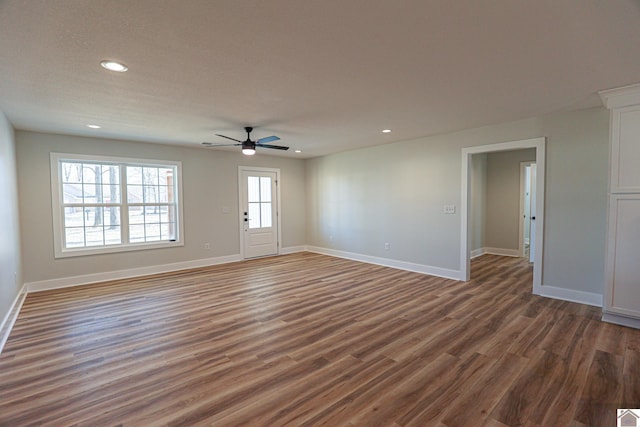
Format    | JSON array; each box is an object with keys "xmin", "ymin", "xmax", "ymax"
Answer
[{"xmin": 50, "ymin": 153, "xmax": 182, "ymax": 257}]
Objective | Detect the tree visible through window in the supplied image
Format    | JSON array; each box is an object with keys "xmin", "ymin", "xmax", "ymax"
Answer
[
  {"xmin": 61, "ymin": 162, "xmax": 122, "ymax": 247},
  {"xmin": 52, "ymin": 154, "xmax": 182, "ymax": 257}
]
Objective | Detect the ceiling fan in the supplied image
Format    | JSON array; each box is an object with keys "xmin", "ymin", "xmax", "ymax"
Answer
[{"xmin": 202, "ymin": 126, "xmax": 288, "ymax": 155}]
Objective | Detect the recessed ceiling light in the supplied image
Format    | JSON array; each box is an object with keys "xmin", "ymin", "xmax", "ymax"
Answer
[
  {"xmin": 382, "ymin": 129, "xmax": 392, "ymax": 133},
  {"xmin": 295, "ymin": 150, "xmax": 302, "ymax": 153},
  {"xmin": 86, "ymin": 124, "xmax": 101, "ymax": 129},
  {"xmin": 100, "ymin": 60, "xmax": 128, "ymax": 72}
]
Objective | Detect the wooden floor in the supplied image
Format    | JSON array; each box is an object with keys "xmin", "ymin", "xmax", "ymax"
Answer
[{"xmin": 1, "ymin": 253, "xmax": 639, "ymax": 426}]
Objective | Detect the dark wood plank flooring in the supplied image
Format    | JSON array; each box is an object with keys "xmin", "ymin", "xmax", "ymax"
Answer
[{"xmin": 0, "ymin": 252, "xmax": 638, "ymax": 426}]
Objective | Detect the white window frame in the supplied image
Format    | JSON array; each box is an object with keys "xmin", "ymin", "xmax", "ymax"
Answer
[{"xmin": 50, "ymin": 153, "xmax": 184, "ymax": 258}]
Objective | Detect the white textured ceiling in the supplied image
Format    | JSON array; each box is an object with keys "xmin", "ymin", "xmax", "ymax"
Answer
[{"xmin": 1, "ymin": 0, "xmax": 639, "ymax": 158}]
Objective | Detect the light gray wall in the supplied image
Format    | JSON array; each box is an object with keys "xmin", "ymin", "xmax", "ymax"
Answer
[
  {"xmin": 0, "ymin": 112, "xmax": 22, "ymax": 322},
  {"xmin": 306, "ymin": 107, "xmax": 609, "ymax": 294},
  {"xmin": 16, "ymin": 131, "xmax": 306, "ymax": 284},
  {"xmin": 485, "ymin": 148, "xmax": 536, "ymax": 250},
  {"xmin": 470, "ymin": 154, "xmax": 486, "ymax": 252}
]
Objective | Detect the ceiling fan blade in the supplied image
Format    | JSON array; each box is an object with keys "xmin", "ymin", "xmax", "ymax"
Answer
[
  {"xmin": 202, "ymin": 142, "xmax": 241, "ymax": 147},
  {"xmin": 258, "ymin": 144, "xmax": 289, "ymax": 150},
  {"xmin": 257, "ymin": 135, "xmax": 280, "ymax": 144},
  {"xmin": 215, "ymin": 134, "xmax": 243, "ymax": 143}
]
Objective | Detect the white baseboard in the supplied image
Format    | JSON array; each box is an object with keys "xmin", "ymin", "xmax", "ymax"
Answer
[
  {"xmin": 0, "ymin": 284, "xmax": 27, "ymax": 354},
  {"xmin": 26, "ymin": 254, "xmax": 242, "ymax": 293},
  {"xmin": 538, "ymin": 284, "xmax": 603, "ymax": 307},
  {"xmin": 482, "ymin": 247, "xmax": 521, "ymax": 257},
  {"xmin": 307, "ymin": 246, "xmax": 462, "ymax": 281},
  {"xmin": 25, "ymin": 249, "xmax": 312, "ymax": 294},
  {"xmin": 602, "ymin": 312, "xmax": 640, "ymax": 329},
  {"xmin": 470, "ymin": 247, "xmax": 521, "ymax": 259},
  {"xmin": 280, "ymin": 245, "xmax": 308, "ymax": 255},
  {"xmin": 470, "ymin": 248, "xmax": 485, "ymax": 259}
]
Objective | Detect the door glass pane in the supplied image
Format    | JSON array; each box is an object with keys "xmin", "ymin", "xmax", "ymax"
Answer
[
  {"xmin": 260, "ymin": 177, "xmax": 271, "ymax": 202},
  {"xmin": 261, "ymin": 203, "xmax": 272, "ymax": 228},
  {"xmin": 248, "ymin": 203, "xmax": 260, "ymax": 228},
  {"xmin": 248, "ymin": 176, "xmax": 260, "ymax": 202}
]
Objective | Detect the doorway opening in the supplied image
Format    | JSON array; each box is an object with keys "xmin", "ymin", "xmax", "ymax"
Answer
[{"xmin": 461, "ymin": 137, "xmax": 545, "ymax": 295}]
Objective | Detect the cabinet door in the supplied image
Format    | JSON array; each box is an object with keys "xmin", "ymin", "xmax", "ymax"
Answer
[
  {"xmin": 605, "ymin": 195, "xmax": 640, "ymax": 317},
  {"xmin": 610, "ymin": 106, "xmax": 640, "ymax": 192}
]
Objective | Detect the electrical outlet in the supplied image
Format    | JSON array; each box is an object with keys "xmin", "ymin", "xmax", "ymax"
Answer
[
  {"xmin": 443, "ymin": 204, "xmax": 456, "ymax": 214},
  {"xmin": 204, "ymin": 243, "xmax": 211, "ymax": 249}
]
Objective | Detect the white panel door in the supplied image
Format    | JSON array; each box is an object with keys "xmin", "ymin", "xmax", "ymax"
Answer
[{"xmin": 240, "ymin": 169, "xmax": 278, "ymax": 259}]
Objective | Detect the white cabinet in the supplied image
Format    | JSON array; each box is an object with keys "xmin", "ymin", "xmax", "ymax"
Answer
[
  {"xmin": 600, "ymin": 84, "xmax": 640, "ymax": 328},
  {"xmin": 610, "ymin": 106, "xmax": 640, "ymax": 193}
]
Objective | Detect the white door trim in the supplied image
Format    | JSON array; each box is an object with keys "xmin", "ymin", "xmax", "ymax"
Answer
[
  {"xmin": 238, "ymin": 166, "xmax": 282, "ymax": 260},
  {"xmin": 461, "ymin": 137, "xmax": 546, "ymax": 295}
]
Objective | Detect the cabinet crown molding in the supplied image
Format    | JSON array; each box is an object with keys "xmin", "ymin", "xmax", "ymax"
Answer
[{"xmin": 599, "ymin": 82, "xmax": 640, "ymax": 109}]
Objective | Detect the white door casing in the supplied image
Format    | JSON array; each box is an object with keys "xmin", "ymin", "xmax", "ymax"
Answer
[
  {"xmin": 461, "ymin": 137, "xmax": 545, "ymax": 295},
  {"xmin": 238, "ymin": 167, "xmax": 281, "ymax": 259}
]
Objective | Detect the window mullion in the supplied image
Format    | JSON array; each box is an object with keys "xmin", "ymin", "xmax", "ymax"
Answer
[{"xmin": 121, "ymin": 164, "xmax": 130, "ymax": 244}]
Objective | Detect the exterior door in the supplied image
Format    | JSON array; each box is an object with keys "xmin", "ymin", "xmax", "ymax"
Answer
[{"xmin": 240, "ymin": 168, "xmax": 279, "ymax": 259}]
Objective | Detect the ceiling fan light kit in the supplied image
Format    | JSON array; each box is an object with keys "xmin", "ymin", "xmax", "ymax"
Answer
[{"xmin": 202, "ymin": 126, "xmax": 288, "ymax": 155}]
